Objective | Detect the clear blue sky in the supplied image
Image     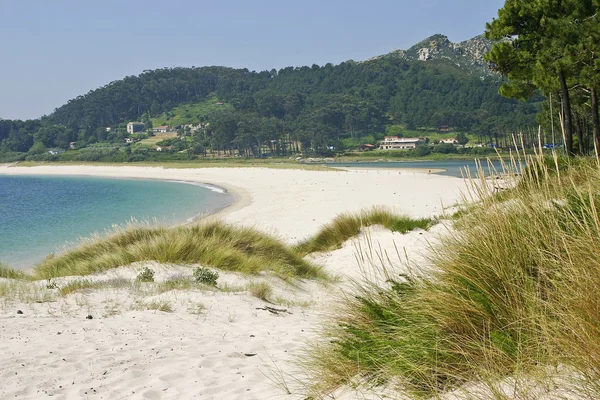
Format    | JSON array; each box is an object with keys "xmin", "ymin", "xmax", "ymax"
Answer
[{"xmin": 0, "ymin": 0, "xmax": 505, "ymax": 120}]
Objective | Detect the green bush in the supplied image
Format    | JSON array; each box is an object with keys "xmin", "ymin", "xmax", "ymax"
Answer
[
  {"xmin": 193, "ymin": 267, "xmax": 219, "ymax": 286},
  {"xmin": 136, "ymin": 267, "xmax": 155, "ymax": 283}
]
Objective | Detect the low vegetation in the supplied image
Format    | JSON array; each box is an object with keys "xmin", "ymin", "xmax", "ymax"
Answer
[
  {"xmin": 0, "ymin": 263, "xmax": 31, "ymax": 280},
  {"xmin": 302, "ymin": 153, "xmax": 600, "ymax": 399},
  {"xmin": 294, "ymin": 206, "xmax": 432, "ymax": 256},
  {"xmin": 132, "ymin": 300, "xmax": 174, "ymax": 313},
  {"xmin": 192, "ymin": 267, "xmax": 219, "ymax": 286},
  {"xmin": 135, "ymin": 267, "xmax": 155, "ymax": 283},
  {"xmin": 33, "ymin": 220, "xmax": 326, "ymax": 281},
  {"xmin": 248, "ymin": 281, "xmax": 273, "ymax": 302}
]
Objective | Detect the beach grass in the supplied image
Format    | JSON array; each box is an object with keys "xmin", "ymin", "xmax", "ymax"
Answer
[
  {"xmin": 294, "ymin": 206, "xmax": 433, "ymax": 256},
  {"xmin": 131, "ymin": 299, "xmax": 174, "ymax": 313},
  {"xmin": 0, "ymin": 263, "xmax": 32, "ymax": 280},
  {"xmin": 33, "ymin": 220, "xmax": 327, "ymax": 282},
  {"xmin": 0, "ymin": 280, "xmax": 55, "ymax": 305},
  {"xmin": 248, "ymin": 281, "xmax": 273, "ymax": 302},
  {"xmin": 302, "ymin": 153, "xmax": 600, "ymax": 398}
]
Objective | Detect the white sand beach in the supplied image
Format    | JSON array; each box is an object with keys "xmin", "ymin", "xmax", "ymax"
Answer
[{"xmin": 0, "ymin": 165, "xmax": 466, "ymax": 399}]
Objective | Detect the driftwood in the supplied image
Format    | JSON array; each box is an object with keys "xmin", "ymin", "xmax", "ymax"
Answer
[{"xmin": 255, "ymin": 306, "xmax": 291, "ymax": 315}]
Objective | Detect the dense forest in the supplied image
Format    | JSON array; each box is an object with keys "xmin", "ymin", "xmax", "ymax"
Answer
[{"xmin": 0, "ymin": 43, "xmax": 543, "ymax": 161}]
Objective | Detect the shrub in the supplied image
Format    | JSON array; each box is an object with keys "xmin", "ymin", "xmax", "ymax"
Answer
[
  {"xmin": 136, "ymin": 267, "xmax": 155, "ymax": 283},
  {"xmin": 193, "ymin": 267, "xmax": 219, "ymax": 286}
]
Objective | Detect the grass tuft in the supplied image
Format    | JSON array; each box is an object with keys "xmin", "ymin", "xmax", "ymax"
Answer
[
  {"xmin": 294, "ymin": 206, "xmax": 432, "ymax": 255},
  {"xmin": 33, "ymin": 220, "xmax": 326, "ymax": 282},
  {"xmin": 248, "ymin": 281, "xmax": 273, "ymax": 302},
  {"xmin": 133, "ymin": 300, "xmax": 174, "ymax": 313},
  {"xmin": 59, "ymin": 279, "xmax": 97, "ymax": 296},
  {"xmin": 0, "ymin": 263, "xmax": 32, "ymax": 280}
]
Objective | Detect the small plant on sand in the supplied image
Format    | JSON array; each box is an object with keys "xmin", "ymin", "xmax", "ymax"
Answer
[
  {"xmin": 131, "ymin": 299, "xmax": 174, "ymax": 313},
  {"xmin": 193, "ymin": 267, "xmax": 219, "ymax": 286},
  {"xmin": 46, "ymin": 280, "xmax": 58, "ymax": 289},
  {"xmin": 136, "ymin": 267, "xmax": 155, "ymax": 283},
  {"xmin": 248, "ymin": 281, "xmax": 273, "ymax": 302}
]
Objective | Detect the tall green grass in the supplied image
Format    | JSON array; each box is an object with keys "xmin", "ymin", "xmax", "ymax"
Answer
[
  {"xmin": 34, "ymin": 220, "xmax": 325, "ymax": 281},
  {"xmin": 302, "ymin": 153, "xmax": 600, "ymax": 399},
  {"xmin": 294, "ymin": 206, "xmax": 432, "ymax": 256}
]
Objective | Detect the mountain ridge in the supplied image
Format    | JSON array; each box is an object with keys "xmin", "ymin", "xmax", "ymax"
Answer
[{"xmin": 366, "ymin": 34, "xmax": 496, "ymax": 79}]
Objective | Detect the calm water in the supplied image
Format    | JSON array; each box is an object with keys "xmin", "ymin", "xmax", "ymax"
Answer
[
  {"xmin": 331, "ymin": 160, "xmax": 515, "ymax": 178},
  {"xmin": 0, "ymin": 175, "xmax": 233, "ymax": 268}
]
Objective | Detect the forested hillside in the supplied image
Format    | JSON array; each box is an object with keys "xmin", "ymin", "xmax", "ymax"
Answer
[{"xmin": 0, "ymin": 35, "xmax": 541, "ymax": 161}]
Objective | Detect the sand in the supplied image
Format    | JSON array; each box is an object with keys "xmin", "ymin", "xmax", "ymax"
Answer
[{"xmin": 0, "ymin": 165, "xmax": 466, "ymax": 399}]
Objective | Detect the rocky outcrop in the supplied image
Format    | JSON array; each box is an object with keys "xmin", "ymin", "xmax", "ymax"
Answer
[{"xmin": 369, "ymin": 34, "xmax": 498, "ymax": 79}]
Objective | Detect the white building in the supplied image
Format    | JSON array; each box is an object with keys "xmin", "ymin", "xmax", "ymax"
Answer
[
  {"xmin": 153, "ymin": 126, "xmax": 170, "ymax": 133},
  {"xmin": 379, "ymin": 136, "xmax": 426, "ymax": 150},
  {"xmin": 440, "ymin": 138, "xmax": 458, "ymax": 144},
  {"xmin": 126, "ymin": 122, "xmax": 145, "ymax": 134}
]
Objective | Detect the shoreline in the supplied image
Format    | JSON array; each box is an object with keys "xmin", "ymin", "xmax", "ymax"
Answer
[
  {"xmin": 0, "ymin": 173, "xmax": 243, "ymax": 269},
  {"xmin": 332, "ymin": 166, "xmax": 447, "ymax": 174},
  {"xmin": 0, "ymin": 164, "xmax": 465, "ymax": 241}
]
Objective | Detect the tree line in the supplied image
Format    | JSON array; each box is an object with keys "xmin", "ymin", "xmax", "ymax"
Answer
[{"xmin": 1, "ymin": 49, "xmax": 542, "ymax": 160}]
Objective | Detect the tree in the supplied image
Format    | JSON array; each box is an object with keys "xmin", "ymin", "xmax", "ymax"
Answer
[
  {"xmin": 456, "ymin": 132, "xmax": 469, "ymax": 146},
  {"xmin": 28, "ymin": 141, "xmax": 46, "ymax": 155},
  {"xmin": 486, "ymin": 0, "xmax": 600, "ymax": 156}
]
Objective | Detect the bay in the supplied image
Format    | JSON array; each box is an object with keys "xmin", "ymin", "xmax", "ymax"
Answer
[
  {"xmin": 0, "ymin": 175, "xmax": 233, "ymax": 269},
  {"xmin": 330, "ymin": 159, "xmax": 519, "ymax": 178}
]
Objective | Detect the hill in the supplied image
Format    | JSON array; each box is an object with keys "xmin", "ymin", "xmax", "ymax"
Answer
[{"xmin": 0, "ymin": 34, "xmax": 541, "ymax": 161}]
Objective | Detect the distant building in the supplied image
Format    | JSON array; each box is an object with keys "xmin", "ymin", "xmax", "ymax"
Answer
[
  {"xmin": 124, "ymin": 138, "xmax": 134, "ymax": 144},
  {"xmin": 69, "ymin": 142, "xmax": 76, "ymax": 149},
  {"xmin": 153, "ymin": 126, "xmax": 170, "ymax": 133},
  {"xmin": 360, "ymin": 144, "xmax": 376, "ymax": 151},
  {"xmin": 439, "ymin": 125, "xmax": 452, "ymax": 132},
  {"xmin": 379, "ymin": 136, "xmax": 426, "ymax": 150},
  {"xmin": 439, "ymin": 138, "xmax": 458, "ymax": 145},
  {"xmin": 127, "ymin": 122, "xmax": 145, "ymax": 134}
]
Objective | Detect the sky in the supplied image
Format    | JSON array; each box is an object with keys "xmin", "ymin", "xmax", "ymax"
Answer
[{"xmin": 0, "ymin": 0, "xmax": 505, "ymax": 120}]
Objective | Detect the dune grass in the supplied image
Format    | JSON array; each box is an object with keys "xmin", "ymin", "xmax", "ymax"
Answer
[
  {"xmin": 33, "ymin": 220, "xmax": 326, "ymax": 282},
  {"xmin": 0, "ymin": 263, "xmax": 31, "ymax": 280},
  {"xmin": 302, "ymin": 153, "xmax": 600, "ymax": 399},
  {"xmin": 294, "ymin": 206, "xmax": 433, "ymax": 256},
  {"xmin": 248, "ymin": 281, "xmax": 273, "ymax": 302}
]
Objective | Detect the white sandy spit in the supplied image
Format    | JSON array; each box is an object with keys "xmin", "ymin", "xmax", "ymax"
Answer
[{"xmin": 0, "ymin": 165, "xmax": 466, "ymax": 399}]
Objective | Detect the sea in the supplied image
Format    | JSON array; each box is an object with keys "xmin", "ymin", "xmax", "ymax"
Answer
[
  {"xmin": 0, "ymin": 175, "xmax": 234, "ymax": 269},
  {"xmin": 330, "ymin": 159, "xmax": 517, "ymax": 178}
]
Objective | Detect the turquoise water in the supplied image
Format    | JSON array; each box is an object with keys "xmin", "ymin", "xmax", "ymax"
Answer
[
  {"xmin": 331, "ymin": 160, "xmax": 518, "ymax": 178},
  {"xmin": 0, "ymin": 175, "xmax": 233, "ymax": 269}
]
